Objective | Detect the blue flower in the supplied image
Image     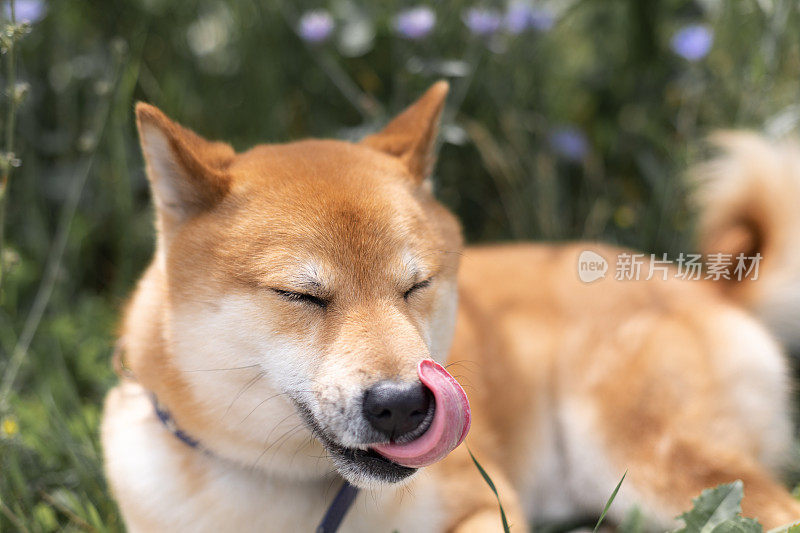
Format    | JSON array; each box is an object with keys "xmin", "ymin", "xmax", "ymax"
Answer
[
  {"xmin": 528, "ymin": 7, "xmax": 555, "ymax": 31},
  {"xmin": 463, "ymin": 8, "xmax": 502, "ymax": 36},
  {"xmin": 549, "ymin": 127, "xmax": 588, "ymax": 161},
  {"xmin": 505, "ymin": 3, "xmax": 554, "ymax": 34},
  {"xmin": 670, "ymin": 24, "xmax": 713, "ymax": 61},
  {"xmin": 394, "ymin": 6, "xmax": 436, "ymax": 40},
  {"xmin": 297, "ymin": 10, "xmax": 334, "ymax": 43},
  {"xmin": 4, "ymin": 0, "xmax": 46, "ymax": 23},
  {"xmin": 504, "ymin": 3, "xmax": 529, "ymax": 34}
]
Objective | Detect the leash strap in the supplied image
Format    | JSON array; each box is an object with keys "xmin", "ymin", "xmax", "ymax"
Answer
[{"xmin": 316, "ymin": 481, "xmax": 359, "ymax": 533}]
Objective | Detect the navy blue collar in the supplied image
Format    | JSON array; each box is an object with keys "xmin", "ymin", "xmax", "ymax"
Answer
[
  {"xmin": 316, "ymin": 481, "xmax": 359, "ymax": 532},
  {"xmin": 150, "ymin": 393, "xmax": 203, "ymax": 450},
  {"xmin": 149, "ymin": 393, "xmax": 359, "ymax": 532}
]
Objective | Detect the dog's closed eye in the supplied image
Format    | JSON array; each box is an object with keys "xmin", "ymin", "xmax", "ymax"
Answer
[
  {"xmin": 272, "ymin": 289, "xmax": 329, "ymax": 309},
  {"xmin": 404, "ymin": 278, "xmax": 433, "ymax": 300}
]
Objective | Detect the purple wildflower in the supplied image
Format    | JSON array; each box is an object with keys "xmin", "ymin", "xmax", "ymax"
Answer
[
  {"xmin": 5, "ymin": 0, "xmax": 46, "ymax": 23},
  {"xmin": 463, "ymin": 8, "xmax": 502, "ymax": 36},
  {"xmin": 297, "ymin": 10, "xmax": 334, "ymax": 43},
  {"xmin": 505, "ymin": 4, "xmax": 554, "ymax": 34},
  {"xmin": 549, "ymin": 127, "xmax": 588, "ymax": 161},
  {"xmin": 528, "ymin": 8, "xmax": 555, "ymax": 31},
  {"xmin": 394, "ymin": 6, "xmax": 436, "ymax": 40},
  {"xmin": 670, "ymin": 24, "xmax": 713, "ymax": 61},
  {"xmin": 505, "ymin": 3, "xmax": 530, "ymax": 34}
]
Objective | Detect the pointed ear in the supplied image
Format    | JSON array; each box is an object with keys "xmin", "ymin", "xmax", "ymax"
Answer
[
  {"xmin": 135, "ymin": 103, "xmax": 234, "ymax": 239},
  {"xmin": 361, "ymin": 81, "xmax": 449, "ymax": 183}
]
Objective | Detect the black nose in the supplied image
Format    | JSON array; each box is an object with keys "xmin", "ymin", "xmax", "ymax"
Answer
[{"xmin": 363, "ymin": 381, "xmax": 433, "ymax": 439}]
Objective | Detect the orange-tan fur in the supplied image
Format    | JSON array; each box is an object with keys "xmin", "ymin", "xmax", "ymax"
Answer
[
  {"xmin": 694, "ymin": 131, "xmax": 800, "ymax": 353},
  {"xmin": 102, "ymin": 82, "xmax": 800, "ymax": 531}
]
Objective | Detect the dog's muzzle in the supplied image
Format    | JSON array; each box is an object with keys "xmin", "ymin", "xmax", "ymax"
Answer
[{"xmin": 295, "ymin": 360, "xmax": 471, "ymax": 486}]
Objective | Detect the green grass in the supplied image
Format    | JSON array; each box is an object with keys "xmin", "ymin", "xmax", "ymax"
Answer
[
  {"xmin": 469, "ymin": 447, "xmax": 512, "ymax": 532},
  {"xmin": 595, "ymin": 471, "xmax": 627, "ymax": 532}
]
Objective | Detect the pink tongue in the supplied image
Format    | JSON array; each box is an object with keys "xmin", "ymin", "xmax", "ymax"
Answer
[{"xmin": 371, "ymin": 360, "xmax": 471, "ymax": 468}]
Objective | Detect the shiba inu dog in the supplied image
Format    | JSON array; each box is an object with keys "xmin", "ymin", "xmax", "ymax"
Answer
[{"xmin": 102, "ymin": 82, "xmax": 800, "ymax": 531}]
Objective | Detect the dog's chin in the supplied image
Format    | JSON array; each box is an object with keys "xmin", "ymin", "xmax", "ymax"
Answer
[
  {"xmin": 291, "ymin": 400, "xmax": 417, "ymax": 487},
  {"xmin": 327, "ymin": 442, "xmax": 417, "ymax": 487}
]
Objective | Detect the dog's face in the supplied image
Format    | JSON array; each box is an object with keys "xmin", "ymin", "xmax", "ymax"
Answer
[{"xmin": 131, "ymin": 83, "xmax": 465, "ymax": 486}]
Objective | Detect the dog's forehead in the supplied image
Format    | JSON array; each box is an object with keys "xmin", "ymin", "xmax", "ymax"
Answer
[
  {"xmin": 257, "ymin": 195, "xmax": 432, "ymax": 279},
  {"xmin": 231, "ymin": 138, "xmax": 409, "ymax": 184},
  {"xmin": 212, "ymin": 140, "xmax": 442, "ymax": 285}
]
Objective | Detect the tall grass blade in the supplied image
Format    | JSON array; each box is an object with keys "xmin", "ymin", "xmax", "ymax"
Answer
[
  {"xmin": 594, "ymin": 470, "xmax": 627, "ymax": 532},
  {"xmin": 468, "ymin": 447, "xmax": 511, "ymax": 533}
]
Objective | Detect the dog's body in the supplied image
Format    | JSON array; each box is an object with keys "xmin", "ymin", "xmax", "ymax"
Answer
[{"xmin": 102, "ymin": 84, "xmax": 800, "ymax": 531}]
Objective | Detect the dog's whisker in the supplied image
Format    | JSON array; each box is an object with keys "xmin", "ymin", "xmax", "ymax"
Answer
[
  {"xmin": 238, "ymin": 389, "xmax": 314, "ymax": 425},
  {"xmin": 324, "ymin": 474, "xmax": 339, "ymax": 501},
  {"xmin": 239, "ymin": 392, "xmax": 291, "ymax": 425},
  {"xmin": 250, "ymin": 412, "xmax": 301, "ymax": 469},
  {"xmin": 261, "ymin": 424, "xmax": 306, "ymax": 469},
  {"xmin": 252, "ymin": 421, "xmax": 303, "ymax": 468},
  {"xmin": 224, "ymin": 372, "xmax": 266, "ymax": 418},
  {"xmin": 445, "ymin": 359, "xmax": 481, "ymax": 370},
  {"xmin": 182, "ymin": 364, "xmax": 262, "ymax": 373},
  {"xmin": 449, "ymin": 374, "xmax": 475, "ymax": 387},
  {"xmin": 444, "ymin": 365, "xmax": 480, "ymax": 379},
  {"xmin": 370, "ymin": 488, "xmax": 379, "ymax": 512},
  {"xmin": 288, "ymin": 433, "xmax": 314, "ymax": 467}
]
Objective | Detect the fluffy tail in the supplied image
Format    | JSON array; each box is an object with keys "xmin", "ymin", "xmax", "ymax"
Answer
[{"xmin": 693, "ymin": 131, "xmax": 800, "ymax": 352}]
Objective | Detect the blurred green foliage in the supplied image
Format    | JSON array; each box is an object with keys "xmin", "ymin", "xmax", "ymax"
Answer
[{"xmin": 2, "ymin": 0, "xmax": 800, "ymax": 529}]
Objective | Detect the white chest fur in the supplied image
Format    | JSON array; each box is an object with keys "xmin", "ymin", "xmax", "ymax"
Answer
[{"xmin": 102, "ymin": 382, "xmax": 445, "ymax": 532}]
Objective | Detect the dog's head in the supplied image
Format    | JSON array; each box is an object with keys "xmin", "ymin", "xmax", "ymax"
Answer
[{"xmin": 128, "ymin": 83, "xmax": 468, "ymax": 486}]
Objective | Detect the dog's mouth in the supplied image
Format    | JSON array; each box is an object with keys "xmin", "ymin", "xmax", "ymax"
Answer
[
  {"xmin": 294, "ymin": 360, "xmax": 471, "ymax": 486},
  {"xmin": 326, "ymin": 438, "xmax": 419, "ymax": 485},
  {"xmin": 370, "ymin": 360, "xmax": 471, "ymax": 468},
  {"xmin": 293, "ymin": 401, "xmax": 418, "ymax": 484}
]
